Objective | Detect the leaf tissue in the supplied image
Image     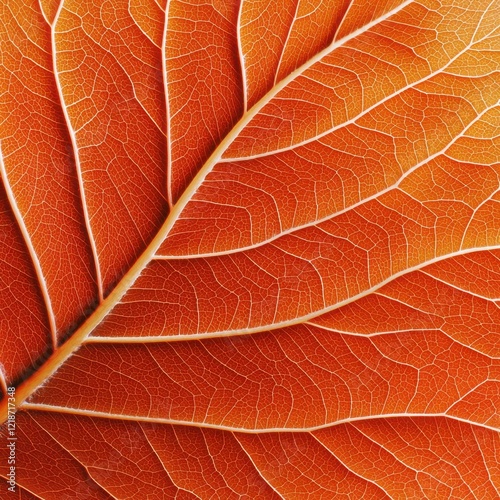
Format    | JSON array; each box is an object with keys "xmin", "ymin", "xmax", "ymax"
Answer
[{"xmin": 1, "ymin": 0, "xmax": 499, "ymax": 497}]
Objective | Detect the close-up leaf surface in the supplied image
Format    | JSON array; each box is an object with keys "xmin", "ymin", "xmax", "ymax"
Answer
[{"xmin": 1, "ymin": 0, "xmax": 500, "ymax": 498}]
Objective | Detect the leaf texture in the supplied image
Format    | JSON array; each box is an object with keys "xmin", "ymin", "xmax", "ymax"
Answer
[{"xmin": 1, "ymin": 0, "xmax": 500, "ymax": 498}]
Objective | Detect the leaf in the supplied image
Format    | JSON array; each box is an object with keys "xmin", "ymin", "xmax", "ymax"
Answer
[{"xmin": 1, "ymin": 0, "xmax": 500, "ymax": 497}]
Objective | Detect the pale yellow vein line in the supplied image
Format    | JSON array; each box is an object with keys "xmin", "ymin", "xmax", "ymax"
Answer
[
  {"xmin": 236, "ymin": 0, "xmax": 248, "ymax": 113},
  {"xmin": 0, "ymin": 370, "xmax": 7, "ymax": 396},
  {"xmin": 163, "ymin": 0, "xmax": 173, "ymax": 209},
  {"xmin": 20, "ymin": 404, "xmax": 500, "ymax": 433},
  {"xmin": 304, "ymin": 326, "xmax": 441, "ymax": 337},
  {"xmin": 221, "ymin": 0, "xmax": 499, "ymax": 163},
  {"xmin": 215, "ymin": 0, "xmax": 414, "ymax": 160},
  {"xmin": 88, "ymin": 245, "xmax": 500, "ymax": 344},
  {"xmin": 460, "ymin": 186, "xmax": 500, "ymax": 251},
  {"xmin": 52, "ymin": 1, "xmax": 103, "ymax": 302},
  {"xmin": 333, "ymin": 0, "xmax": 356, "ymax": 44},
  {"xmin": 155, "ymin": 99, "xmax": 500, "ymax": 260},
  {"xmin": 202, "ymin": 430, "xmax": 241, "ymax": 496},
  {"xmin": 0, "ymin": 144, "xmax": 57, "ymax": 347},
  {"xmin": 449, "ymin": 380, "xmax": 500, "ymax": 410},
  {"xmin": 419, "ymin": 269, "xmax": 500, "ymax": 301},
  {"xmin": 37, "ymin": 0, "xmax": 51, "ymax": 25},
  {"xmin": 127, "ymin": 4, "xmax": 158, "ymax": 47}
]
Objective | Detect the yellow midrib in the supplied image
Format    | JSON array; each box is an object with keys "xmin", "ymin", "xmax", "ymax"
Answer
[{"xmin": 0, "ymin": 0, "xmax": 416, "ymax": 424}]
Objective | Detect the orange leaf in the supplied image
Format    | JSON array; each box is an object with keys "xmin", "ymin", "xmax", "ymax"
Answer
[{"xmin": 1, "ymin": 0, "xmax": 500, "ymax": 497}]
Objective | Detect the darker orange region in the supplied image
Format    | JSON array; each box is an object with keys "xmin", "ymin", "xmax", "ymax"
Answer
[
  {"xmin": 55, "ymin": 1, "xmax": 168, "ymax": 296},
  {"xmin": 28, "ymin": 412, "xmax": 181, "ymax": 498},
  {"xmin": 0, "ymin": 412, "xmax": 111, "ymax": 499},
  {"xmin": 1, "ymin": 0, "xmax": 98, "ymax": 342},
  {"xmin": 0, "ymin": 184, "xmax": 51, "ymax": 386}
]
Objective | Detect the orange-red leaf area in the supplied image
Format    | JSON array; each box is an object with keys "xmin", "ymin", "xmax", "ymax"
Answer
[
  {"xmin": 1, "ymin": 413, "xmax": 499, "ymax": 498},
  {"xmin": 1, "ymin": 0, "xmax": 500, "ymax": 498}
]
